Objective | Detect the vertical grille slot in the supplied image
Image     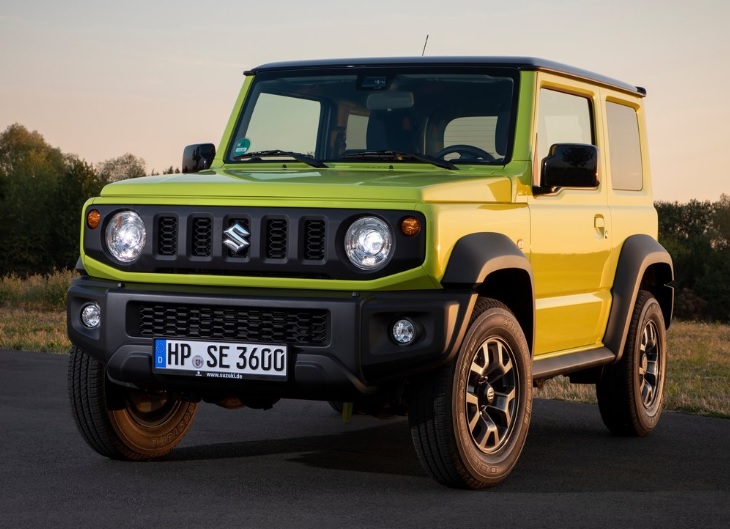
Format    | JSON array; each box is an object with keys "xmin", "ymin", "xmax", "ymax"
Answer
[
  {"xmin": 157, "ymin": 216, "xmax": 178, "ymax": 256},
  {"xmin": 304, "ymin": 220, "xmax": 326, "ymax": 261},
  {"xmin": 265, "ymin": 218, "xmax": 288, "ymax": 259},
  {"xmin": 191, "ymin": 217, "xmax": 212, "ymax": 257}
]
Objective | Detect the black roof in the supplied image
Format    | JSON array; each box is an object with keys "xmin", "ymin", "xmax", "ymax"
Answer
[{"xmin": 246, "ymin": 56, "xmax": 644, "ymax": 96}]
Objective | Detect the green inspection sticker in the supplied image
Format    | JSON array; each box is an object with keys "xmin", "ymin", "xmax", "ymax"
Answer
[{"xmin": 234, "ymin": 138, "xmax": 251, "ymax": 155}]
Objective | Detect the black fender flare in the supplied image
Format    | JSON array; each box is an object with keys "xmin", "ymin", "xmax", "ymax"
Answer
[
  {"xmin": 603, "ymin": 234, "xmax": 674, "ymax": 362},
  {"xmin": 441, "ymin": 233, "xmax": 535, "ymax": 354}
]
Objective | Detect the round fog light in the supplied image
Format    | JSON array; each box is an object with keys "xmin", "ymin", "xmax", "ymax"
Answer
[
  {"xmin": 392, "ymin": 319, "xmax": 416, "ymax": 345},
  {"xmin": 81, "ymin": 303, "xmax": 101, "ymax": 329}
]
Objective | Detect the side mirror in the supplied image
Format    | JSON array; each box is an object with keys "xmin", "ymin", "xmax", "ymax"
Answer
[
  {"xmin": 534, "ymin": 143, "xmax": 598, "ymax": 195},
  {"xmin": 182, "ymin": 143, "xmax": 216, "ymax": 173}
]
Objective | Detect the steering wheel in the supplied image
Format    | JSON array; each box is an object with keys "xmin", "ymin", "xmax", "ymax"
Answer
[{"xmin": 434, "ymin": 144, "xmax": 495, "ymax": 162}]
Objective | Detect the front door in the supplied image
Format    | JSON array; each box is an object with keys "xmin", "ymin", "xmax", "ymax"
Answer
[{"xmin": 529, "ymin": 83, "xmax": 612, "ymax": 356}]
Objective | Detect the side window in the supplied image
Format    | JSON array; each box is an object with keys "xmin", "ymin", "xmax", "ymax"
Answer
[
  {"xmin": 245, "ymin": 93, "xmax": 320, "ymax": 155},
  {"xmin": 606, "ymin": 102, "xmax": 643, "ymax": 191},
  {"xmin": 537, "ymin": 89, "xmax": 594, "ymax": 163}
]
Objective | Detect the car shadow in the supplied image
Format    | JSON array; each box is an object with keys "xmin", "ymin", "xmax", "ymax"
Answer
[
  {"xmin": 154, "ymin": 399, "xmax": 728, "ymax": 493},
  {"xmin": 166, "ymin": 418, "xmax": 425, "ymax": 478}
]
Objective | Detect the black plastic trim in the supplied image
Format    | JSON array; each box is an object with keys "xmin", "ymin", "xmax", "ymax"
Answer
[
  {"xmin": 533, "ymin": 347, "xmax": 614, "ymax": 381},
  {"xmin": 603, "ymin": 235, "xmax": 674, "ymax": 362},
  {"xmin": 67, "ymin": 277, "xmax": 474, "ymax": 397},
  {"xmin": 441, "ymin": 233, "xmax": 535, "ymax": 354},
  {"xmin": 441, "ymin": 233, "xmax": 532, "ymax": 288}
]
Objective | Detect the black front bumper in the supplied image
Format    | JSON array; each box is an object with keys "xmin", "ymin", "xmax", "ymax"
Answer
[{"xmin": 67, "ymin": 277, "xmax": 474, "ymax": 399}]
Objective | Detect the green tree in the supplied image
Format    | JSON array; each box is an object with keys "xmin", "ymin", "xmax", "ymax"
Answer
[
  {"xmin": 656, "ymin": 198, "xmax": 730, "ymax": 322},
  {"xmin": 51, "ymin": 155, "xmax": 104, "ymax": 270},
  {"xmin": 713, "ymin": 194, "xmax": 730, "ymax": 249},
  {"xmin": 0, "ymin": 124, "xmax": 107, "ymax": 276},
  {"xmin": 0, "ymin": 124, "xmax": 66, "ymax": 276},
  {"xmin": 695, "ymin": 194, "xmax": 730, "ymax": 320},
  {"xmin": 96, "ymin": 153, "xmax": 146, "ymax": 183}
]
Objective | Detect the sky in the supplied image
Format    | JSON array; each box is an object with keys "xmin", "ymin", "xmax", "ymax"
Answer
[{"xmin": 1, "ymin": 0, "xmax": 728, "ymax": 202}]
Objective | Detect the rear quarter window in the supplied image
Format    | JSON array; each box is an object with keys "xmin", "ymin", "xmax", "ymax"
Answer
[{"xmin": 606, "ymin": 102, "xmax": 643, "ymax": 191}]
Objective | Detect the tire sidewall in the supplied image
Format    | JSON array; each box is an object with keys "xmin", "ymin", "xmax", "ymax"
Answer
[
  {"xmin": 627, "ymin": 296, "xmax": 666, "ymax": 431},
  {"xmin": 69, "ymin": 346, "xmax": 198, "ymax": 460},
  {"xmin": 108, "ymin": 398, "xmax": 198, "ymax": 457},
  {"xmin": 452, "ymin": 307, "xmax": 532, "ymax": 481}
]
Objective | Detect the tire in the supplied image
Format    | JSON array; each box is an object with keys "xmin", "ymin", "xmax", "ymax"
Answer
[
  {"xmin": 68, "ymin": 346, "xmax": 199, "ymax": 460},
  {"xmin": 596, "ymin": 290, "xmax": 667, "ymax": 436},
  {"xmin": 407, "ymin": 298, "xmax": 532, "ymax": 489}
]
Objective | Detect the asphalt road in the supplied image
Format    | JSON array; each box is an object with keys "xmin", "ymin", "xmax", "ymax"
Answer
[{"xmin": 1, "ymin": 349, "xmax": 729, "ymax": 529}]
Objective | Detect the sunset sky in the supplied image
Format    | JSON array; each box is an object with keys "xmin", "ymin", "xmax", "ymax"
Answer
[{"xmin": 1, "ymin": 0, "xmax": 728, "ymax": 202}]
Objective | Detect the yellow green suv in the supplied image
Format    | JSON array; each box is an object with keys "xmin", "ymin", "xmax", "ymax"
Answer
[{"xmin": 67, "ymin": 57, "xmax": 674, "ymax": 489}]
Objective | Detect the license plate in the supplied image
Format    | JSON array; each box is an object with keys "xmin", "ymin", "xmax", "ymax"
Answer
[{"xmin": 153, "ymin": 339, "xmax": 287, "ymax": 380}]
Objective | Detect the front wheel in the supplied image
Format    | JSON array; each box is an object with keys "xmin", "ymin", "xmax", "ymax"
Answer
[
  {"xmin": 68, "ymin": 346, "xmax": 198, "ymax": 460},
  {"xmin": 407, "ymin": 298, "xmax": 532, "ymax": 489},
  {"xmin": 596, "ymin": 290, "xmax": 667, "ymax": 436}
]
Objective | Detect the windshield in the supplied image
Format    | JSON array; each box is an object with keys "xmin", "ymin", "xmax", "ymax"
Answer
[{"xmin": 226, "ymin": 67, "xmax": 517, "ymax": 166}]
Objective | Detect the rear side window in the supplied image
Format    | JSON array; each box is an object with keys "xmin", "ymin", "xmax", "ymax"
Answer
[
  {"xmin": 537, "ymin": 89, "xmax": 594, "ymax": 163},
  {"xmin": 606, "ymin": 102, "xmax": 643, "ymax": 191}
]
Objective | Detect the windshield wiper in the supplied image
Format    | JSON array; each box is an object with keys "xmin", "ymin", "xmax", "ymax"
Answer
[
  {"xmin": 341, "ymin": 150, "xmax": 458, "ymax": 170},
  {"xmin": 233, "ymin": 150, "xmax": 328, "ymax": 168}
]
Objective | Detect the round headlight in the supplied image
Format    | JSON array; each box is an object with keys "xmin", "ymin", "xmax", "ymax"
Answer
[
  {"xmin": 105, "ymin": 211, "xmax": 146, "ymax": 263},
  {"xmin": 344, "ymin": 216, "xmax": 393, "ymax": 271}
]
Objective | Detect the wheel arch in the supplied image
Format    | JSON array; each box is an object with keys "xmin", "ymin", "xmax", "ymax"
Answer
[
  {"xmin": 441, "ymin": 233, "xmax": 535, "ymax": 354},
  {"xmin": 604, "ymin": 234, "xmax": 674, "ymax": 362}
]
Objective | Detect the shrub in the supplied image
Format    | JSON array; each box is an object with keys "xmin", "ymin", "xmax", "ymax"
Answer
[{"xmin": 0, "ymin": 269, "xmax": 76, "ymax": 311}]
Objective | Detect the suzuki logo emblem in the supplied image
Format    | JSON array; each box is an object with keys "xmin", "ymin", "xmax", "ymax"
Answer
[{"xmin": 223, "ymin": 223, "xmax": 250, "ymax": 253}]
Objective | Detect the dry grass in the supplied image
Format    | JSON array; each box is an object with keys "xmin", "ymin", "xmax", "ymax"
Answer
[
  {"xmin": 0, "ymin": 270, "xmax": 74, "ymax": 354},
  {"xmin": 0, "ymin": 270, "xmax": 75, "ymax": 311},
  {"xmin": 0, "ymin": 308, "xmax": 70, "ymax": 354},
  {"xmin": 536, "ymin": 321, "xmax": 730, "ymax": 419},
  {"xmin": 662, "ymin": 321, "xmax": 730, "ymax": 417}
]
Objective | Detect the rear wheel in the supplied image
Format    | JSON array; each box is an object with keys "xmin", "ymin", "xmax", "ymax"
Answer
[
  {"xmin": 596, "ymin": 290, "xmax": 667, "ymax": 436},
  {"xmin": 407, "ymin": 298, "xmax": 532, "ymax": 489},
  {"xmin": 68, "ymin": 346, "xmax": 198, "ymax": 460}
]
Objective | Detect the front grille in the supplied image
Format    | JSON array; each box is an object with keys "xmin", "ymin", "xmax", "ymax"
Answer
[
  {"xmin": 133, "ymin": 303, "xmax": 329, "ymax": 345},
  {"xmin": 156, "ymin": 212, "xmax": 320, "ymax": 265},
  {"xmin": 87, "ymin": 206, "xmax": 426, "ymax": 280}
]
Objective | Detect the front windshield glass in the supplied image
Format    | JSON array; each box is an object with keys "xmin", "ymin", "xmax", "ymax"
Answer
[{"xmin": 227, "ymin": 67, "xmax": 517, "ymax": 166}]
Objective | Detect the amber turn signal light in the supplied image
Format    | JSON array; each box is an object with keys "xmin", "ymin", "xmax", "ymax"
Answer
[
  {"xmin": 400, "ymin": 217, "xmax": 421, "ymax": 236},
  {"xmin": 87, "ymin": 209, "xmax": 101, "ymax": 229}
]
